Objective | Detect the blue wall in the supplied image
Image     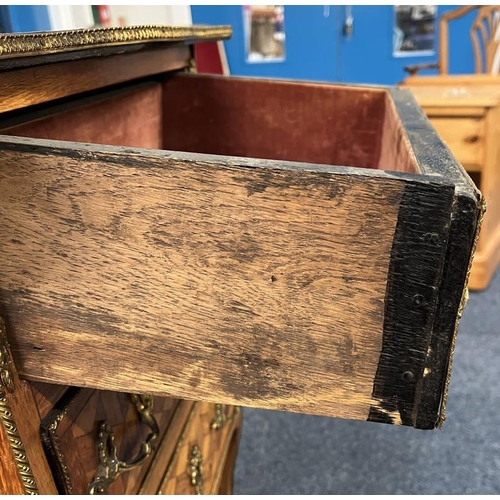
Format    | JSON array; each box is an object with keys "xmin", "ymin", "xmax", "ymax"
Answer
[
  {"xmin": 340, "ymin": 5, "xmax": 475, "ymax": 84},
  {"xmin": 6, "ymin": 5, "xmax": 51, "ymax": 33},
  {"xmin": 191, "ymin": 5, "xmax": 476, "ymax": 85},
  {"xmin": 192, "ymin": 5, "xmax": 338, "ymax": 82}
]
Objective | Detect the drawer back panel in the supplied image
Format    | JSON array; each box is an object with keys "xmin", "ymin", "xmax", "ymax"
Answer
[{"xmin": 161, "ymin": 74, "xmax": 419, "ymax": 173}]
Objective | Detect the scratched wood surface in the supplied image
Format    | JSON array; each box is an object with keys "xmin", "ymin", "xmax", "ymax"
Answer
[{"xmin": 0, "ymin": 134, "xmax": 417, "ymax": 423}]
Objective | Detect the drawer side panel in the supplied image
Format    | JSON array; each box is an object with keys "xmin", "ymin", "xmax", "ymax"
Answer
[{"xmin": 0, "ymin": 138, "xmax": 453, "ymax": 427}]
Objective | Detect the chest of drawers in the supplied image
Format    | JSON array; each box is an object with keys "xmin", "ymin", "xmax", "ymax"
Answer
[
  {"xmin": 404, "ymin": 76, "xmax": 500, "ymax": 290},
  {"xmin": 0, "ymin": 26, "xmax": 482, "ymax": 494}
]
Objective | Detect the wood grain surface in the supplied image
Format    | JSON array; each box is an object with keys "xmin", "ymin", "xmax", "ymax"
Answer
[
  {"xmin": 41, "ymin": 388, "xmax": 179, "ymax": 494},
  {"xmin": 0, "ymin": 136, "xmax": 416, "ymax": 423},
  {"xmin": 0, "ymin": 325, "xmax": 58, "ymax": 494},
  {"xmin": 0, "ymin": 45, "xmax": 189, "ymax": 114},
  {"xmin": 139, "ymin": 400, "xmax": 195, "ymax": 494},
  {"xmin": 469, "ymin": 103, "xmax": 500, "ymax": 290},
  {"xmin": 389, "ymin": 87, "xmax": 482, "ymax": 428},
  {"xmin": 429, "ymin": 116, "xmax": 484, "ymax": 169},
  {"xmin": 404, "ymin": 84, "xmax": 493, "ymax": 290},
  {"xmin": 157, "ymin": 403, "xmax": 239, "ymax": 495},
  {"xmin": 216, "ymin": 420, "xmax": 242, "ymax": 495}
]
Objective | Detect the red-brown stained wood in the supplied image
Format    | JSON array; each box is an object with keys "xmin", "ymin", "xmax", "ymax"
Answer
[
  {"xmin": 0, "ymin": 136, "xmax": 408, "ymax": 423},
  {"xmin": 216, "ymin": 418, "xmax": 242, "ymax": 495},
  {"xmin": 0, "ymin": 422, "xmax": 25, "ymax": 495},
  {"xmin": 378, "ymin": 92, "xmax": 420, "ymax": 173},
  {"xmin": 0, "ymin": 76, "xmax": 480, "ymax": 430},
  {"xmin": 139, "ymin": 400, "xmax": 195, "ymax": 494},
  {"xmin": 5, "ymin": 379, "xmax": 59, "ymax": 494},
  {"xmin": 162, "ymin": 74, "xmax": 390, "ymax": 170}
]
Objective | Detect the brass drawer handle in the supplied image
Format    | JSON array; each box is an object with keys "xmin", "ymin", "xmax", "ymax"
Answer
[
  {"xmin": 189, "ymin": 445, "xmax": 204, "ymax": 495},
  {"xmin": 211, "ymin": 403, "xmax": 231, "ymax": 431},
  {"xmin": 87, "ymin": 394, "xmax": 159, "ymax": 495}
]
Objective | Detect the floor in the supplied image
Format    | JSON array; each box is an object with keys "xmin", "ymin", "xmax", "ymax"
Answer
[{"xmin": 233, "ymin": 270, "xmax": 500, "ymax": 494}]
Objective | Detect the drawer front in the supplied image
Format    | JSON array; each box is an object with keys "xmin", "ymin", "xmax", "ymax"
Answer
[
  {"xmin": 429, "ymin": 116, "xmax": 485, "ymax": 170},
  {"xmin": 40, "ymin": 388, "xmax": 179, "ymax": 495},
  {"xmin": 157, "ymin": 402, "xmax": 241, "ymax": 495}
]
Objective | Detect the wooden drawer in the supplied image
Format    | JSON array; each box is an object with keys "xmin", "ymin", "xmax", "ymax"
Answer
[
  {"xmin": 429, "ymin": 116, "xmax": 485, "ymax": 170},
  {"xmin": 40, "ymin": 388, "xmax": 179, "ymax": 494},
  {"xmin": 0, "ymin": 72, "xmax": 482, "ymax": 431},
  {"xmin": 155, "ymin": 402, "xmax": 241, "ymax": 495}
]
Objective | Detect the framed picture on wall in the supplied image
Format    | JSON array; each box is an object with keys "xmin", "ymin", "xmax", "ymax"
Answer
[
  {"xmin": 393, "ymin": 5, "xmax": 436, "ymax": 57},
  {"xmin": 243, "ymin": 5, "xmax": 286, "ymax": 63}
]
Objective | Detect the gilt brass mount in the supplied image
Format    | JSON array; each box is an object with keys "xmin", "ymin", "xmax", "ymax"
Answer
[
  {"xmin": 189, "ymin": 445, "xmax": 204, "ymax": 495},
  {"xmin": 0, "ymin": 318, "xmax": 39, "ymax": 494},
  {"xmin": 87, "ymin": 394, "xmax": 159, "ymax": 495},
  {"xmin": 211, "ymin": 403, "xmax": 231, "ymax": 431}
]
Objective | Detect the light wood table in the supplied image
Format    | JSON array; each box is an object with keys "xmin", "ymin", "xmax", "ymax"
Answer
[{"xmin": 405, "ymin": 77, "xmax": 500, "ymax": 290}]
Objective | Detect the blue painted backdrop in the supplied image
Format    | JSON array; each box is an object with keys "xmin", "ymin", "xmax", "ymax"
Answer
[
  {"xmin": 193, "ymin": 5, "xmax": 338, "ymax": 82},
  {"xmin": 5, "ymin": 5, "xmax": 51, "ymax": 33},
  {"xmin": 191, "ymin": 5, "xmax": 476, "ymax": 85}
]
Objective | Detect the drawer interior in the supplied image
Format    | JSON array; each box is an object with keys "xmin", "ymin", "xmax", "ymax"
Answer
[{"xmin": 1, "ymin": 73, "xmax": 419, "ymax": 174}]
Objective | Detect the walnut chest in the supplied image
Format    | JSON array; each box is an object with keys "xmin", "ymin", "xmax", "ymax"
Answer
[{"xmin": 0, "ymin": 25, "xmax": 483, "ymax": 494}]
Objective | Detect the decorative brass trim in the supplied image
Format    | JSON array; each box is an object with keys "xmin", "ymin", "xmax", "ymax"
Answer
[
  {"xmin": 41, "ymin": 396, "xmax": 76, "ymax": 495},
  {"xmin": 0, "ymin": 25, "xmax": 232, "ymax": 60},
  {"xmin": 157, "ymin": 403, "xmax": 241, "ymax": 495},
  {"xmin": 0, "ymin": 318, "xmax": 39, "ymax": 495},
  {"xmin": 0, "ymin": 334, "xmax": 14, "ymax": 396},
  {"xmin": 438, "ymin": 195, "xmax": 487, "ymax": 428},
  {"xmin": 87, "ymin": 394, "xmax": 159, "ymax": 495},
  {"xmin": 40, "ymin": 388, "xmax": 87, "ymax": 494},
  {"xmin": 137, "ymin": 400, "xmax": 186, "ymax": 494},
  {"xmin": 211, "ymin": 404, "xmax": 231, "ymax": 431},
  {"xmin": 0, "ymin": 394, "xmax": 39, "ymax": 495},
  {"xmin": 189, "ymin": 445, "xmax": 204, "ymax": 495},
  {"xmin": 187, "ymin": 56, "xmax": 198, "ymax": 74}
]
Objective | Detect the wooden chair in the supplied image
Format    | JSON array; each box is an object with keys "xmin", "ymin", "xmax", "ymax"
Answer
[{"xmin": 405, "ymin": 5, "xmax": 500, "ymax": 76}]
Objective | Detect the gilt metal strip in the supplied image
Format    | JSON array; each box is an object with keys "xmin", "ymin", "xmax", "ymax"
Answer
[
  {"xmin": 0, "ymin": 318, "xmax": 39, "ymax": 495},
  {"xmin": 0, "ymin": 25, "xmax": 232, "ymax": 59}
]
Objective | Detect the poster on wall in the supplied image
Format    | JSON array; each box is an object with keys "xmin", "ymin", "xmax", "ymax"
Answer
[
  {"xmin": 243, "ymin": 5, "xmax": 286, "ymax": 63},
  {"xmin": 393, "ymin": 5, "xmax": 436, "ymax": 57}
]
